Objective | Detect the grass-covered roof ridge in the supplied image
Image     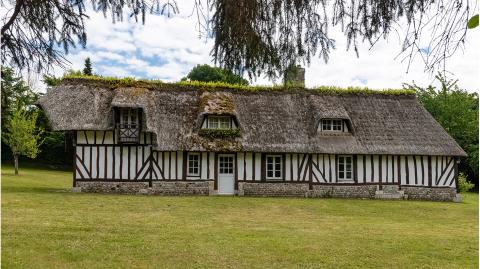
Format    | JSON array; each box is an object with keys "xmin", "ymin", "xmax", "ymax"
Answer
[{"xmin": 61, "ymin": 74, "xmax": 416, "ymax": 96}]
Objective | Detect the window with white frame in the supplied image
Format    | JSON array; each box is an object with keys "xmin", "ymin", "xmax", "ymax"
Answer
[
  {"xmin": 337, "ymin": 155, "xmax": 353, "ymax": 181},
  {"xmin": 321, "ymin": 119, "xmax": 343, "ymax": 131},
  {"xmin": 219, "ymin": 155, "xmax": 234, "ymax": 174},
  {"xmin": 120, "ymin": 108, "xmax": 139, "ymax": 128},
  {"xmin": 118, "ymin": 108, "xmax": 140, "ymax": 143},
  {"xmin": 208, "ymin": 116, "xmax": 232, "ymax": 129},
  {"xmin": 266, "ymin": 155, "xmax": 283, "ymax": 180},
  {"xmin": 187, "ymin": 153, "xmax": 200, "ymax": 176}
]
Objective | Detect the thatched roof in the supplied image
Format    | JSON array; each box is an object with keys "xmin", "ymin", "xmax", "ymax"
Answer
[{"xmin": 38, "ymin": 78, "xmax": 466, "ymax": 156}]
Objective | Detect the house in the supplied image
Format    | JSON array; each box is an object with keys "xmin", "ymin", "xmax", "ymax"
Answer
[{"xmin": 38, "ymin": 77, "xmax": 466, "ymax": 201}]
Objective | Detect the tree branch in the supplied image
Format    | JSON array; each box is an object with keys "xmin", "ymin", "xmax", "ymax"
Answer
[{"xmin": 1, "ymin": 0, "xmax": 25, "ymax": 36}]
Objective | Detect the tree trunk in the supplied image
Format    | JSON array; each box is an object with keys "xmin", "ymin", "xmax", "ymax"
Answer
[{"xmin": 14, "ymin": 154, "xmax": 19, "ymax": 175}]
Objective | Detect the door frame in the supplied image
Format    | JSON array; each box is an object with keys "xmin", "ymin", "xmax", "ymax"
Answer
[{"xmin": 215, "ymin": 153, "xmax": 236, "ymax": 194}]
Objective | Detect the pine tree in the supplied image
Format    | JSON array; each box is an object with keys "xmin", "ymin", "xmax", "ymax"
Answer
[{"xmin": 83, "ymin": 58, "xmax": 93, "ymax": 76}]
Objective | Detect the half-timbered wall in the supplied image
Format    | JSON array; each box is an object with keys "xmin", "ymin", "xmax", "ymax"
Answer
[
  {"xmin": 75, "ymin": 131, "xmax": 154, "ymax": 181},
  {"xmin": 74, "ymin": 131, "xmax": 457, "ymax": 188}
]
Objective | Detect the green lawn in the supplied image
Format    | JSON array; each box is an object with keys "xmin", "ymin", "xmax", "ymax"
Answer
[{"xmin": 1, "ymin": 165, "xmax": 478, "ymax": 269}]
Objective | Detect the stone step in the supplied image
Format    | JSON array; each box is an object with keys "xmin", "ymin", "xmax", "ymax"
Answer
[{"xmin": 453, "ymin": 194, "xmax": 463, "ymax": 203}]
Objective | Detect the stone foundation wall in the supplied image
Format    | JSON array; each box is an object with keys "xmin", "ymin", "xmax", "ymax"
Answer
[
  {"xmin": 75, "ymin": 181, "xmax": 458, "ymax": 201},
  {"xmin": 76, "ymin": 181, "xmax": 149, "ymax": 193},
  {"xmin": 150, "ymin": 181, "xmax": 211, "ymax": 196},
  {"xmin": 75, "ymin": 181, "xmax": 212, "ymax": 195},
  {"xmin": 239, "ymin": 182, "xmax": 309, "ymax": 197},
  {"xmin": 309, "ymin": 185, "xmax": 377, "ymax": 199},
  {"xmin": 402, "ymin": 186, "xmax": 457, "ymax": 201}
]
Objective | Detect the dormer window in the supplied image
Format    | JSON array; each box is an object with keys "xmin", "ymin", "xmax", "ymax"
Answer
[
  {"xmin": 199, "ymin": 115, "xmax": 240, "ymax": 138},
  {"xmin": 208, "ymin": 115, "xmax": 232, "ymax": 129},
  {"xmin": 321, "ymin": 119, "xmax": 344, "ymax": 132},
  {"xmin": 117, "ymin": 108, "xmax": 140, "ymax": 143}
]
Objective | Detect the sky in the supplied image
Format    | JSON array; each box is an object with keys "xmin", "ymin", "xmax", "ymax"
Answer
[{"xmin": 42, "ymin": 2, "xmax": 479, "ymax": 91}]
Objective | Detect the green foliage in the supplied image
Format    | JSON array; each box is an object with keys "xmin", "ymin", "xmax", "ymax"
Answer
[
  {"xmin": 283, "ymin": 64, "xmax": 305, "ymax": 87},
  {"xmin": 42, "ymin": 75, "xmax": 62, "ymax": 87},
  {"xmin": 83, "ymin": 58, "xmax": 93, "ymax": 76},
  {"xmin": 198, "ymin": 128, "xmax": 241, "ymax": 139},
  {"xmin": 2, "ymin": 67, "xmax": 71, "ymax": 168},
  {"xmin": 37, "ymin": 131, "xmax": 68, "ymax": 165},
  {"xmin": 185, "ymin": 64, "xmax": 249, "ymax": 85},
  {"xmin": 467, "ymin": 14, "xmax": 479, "ymax": 29},
  {"xmin": 405, "ymin": 73, "xmax": 479, "ymax": 185},
  {"xmin": 458, "ymin": 173, "xmax": 475, "ymax": 193},
  {"xmin": 60, "ymin": 75, "xmax": 415, "ymax": 96},
  {"xmin": 3, "ymin": 107, "xmax": 43, "ymax": 158},
  {"xmin": 1, "ymin": 67, "xmax": 39, "ymax": 129},
  {"xmin": 43, "ymin": 69, "xmax": 84, "ymax": 87}
]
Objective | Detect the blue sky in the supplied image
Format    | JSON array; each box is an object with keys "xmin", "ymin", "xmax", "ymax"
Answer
[{"xmin": 47, "ymin": 1, "xmax": 478, "ymax": 91}]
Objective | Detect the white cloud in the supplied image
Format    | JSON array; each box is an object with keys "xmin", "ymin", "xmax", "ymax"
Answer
[
  {"xmin": 98, "ymin": 65, "xmax": 131, "ymax": 77},
  {"xmin": 49, "ymin": 1, "xmax": 478, "ymax": 92}
]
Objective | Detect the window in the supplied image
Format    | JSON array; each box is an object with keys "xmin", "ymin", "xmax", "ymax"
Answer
[
  {"xmin": 120, "ymin": 108, "xmax": 138, "ymax": 128},
  {"xmin": 187, "ymin": 153, "xmax": 200, "ymax": 176},
  {"xmin": 266, "ymin": 155, "xmax": 283, "ymax": 180},
  {"xmin": 118, "ymin": 108, "xmax": 139, "ymax": 143},
  {"xmin": 338, "ymin": 155, "xmax": 353, "ymax": 181},
  {"xmin": 208, "ymin": 116, "xmax": 232, "ymax": 129},
  {"xmin": 321, "ymin": 119, "xmax": 343, "ymax": 131},
  {"xmin": 219, "ymin": 155, "xmax": 234, "ymax": 174}
]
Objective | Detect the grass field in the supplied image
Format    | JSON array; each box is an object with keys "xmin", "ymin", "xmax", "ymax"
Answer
[{"xmin": 1, "ymin": 165, "xmax": 478, "ymax": 269}]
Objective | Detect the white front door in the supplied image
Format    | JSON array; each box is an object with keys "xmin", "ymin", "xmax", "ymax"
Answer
[{"xmin": 218, "ymin": 154, "xmax": 235, "ymax": 195}]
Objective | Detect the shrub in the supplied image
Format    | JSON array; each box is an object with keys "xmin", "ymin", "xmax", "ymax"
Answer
[{"xmin": 458, "ymin": 173, "xmax": 475, "ymax": 193}]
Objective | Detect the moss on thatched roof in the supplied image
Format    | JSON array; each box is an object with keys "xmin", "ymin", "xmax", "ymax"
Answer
[{"xmin": 60, "ymin": 75, "xmax": 416, "ymax": 96}]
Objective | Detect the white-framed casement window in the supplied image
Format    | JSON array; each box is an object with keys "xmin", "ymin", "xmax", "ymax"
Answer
[
  {"xmin": 120, "ymin": 108, "xmax": 139, "ymax": 128},
  {"xmin": 321, "ymin": 119, "xmax": 343, "ymax": 131},
  {"xmin": 187, "ymin": 153, "xmax": 200, "ymax": 176},
  {"xmin": 266, "ymin": 155, "xmax": 283, "ymax": 180},
  {"xmin": 219, "ymin": 155, "xmax": 234, "ymax": 174},
  {"xmin": 208, "ymin": 116, "xmax": 232, "ymax": 129},
  {"xmin": 337, "ymin": 155, "xmax": 353, "ymax": 181}
]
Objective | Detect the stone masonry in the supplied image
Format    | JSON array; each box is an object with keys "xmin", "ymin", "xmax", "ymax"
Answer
[
  {"xmin": 239, "ymin": 182, "xmax": 310, "ymax": 197},
  {"xmin": 402, "ymin": 186, "xmax": 457, "ymax": 201},
  {"xmin": 308, "ymin": 185, "xmax": 377, "ymax": 199},
  {"xmin": 150, "ymin": 181, "xmax": 211, "ymax": 195},
  {"xmin": 76, "ymin": 181, "xmax": 149, "ymax": 193},
  {"xmin": 74, "ymin": 181, "xmax": 460, "ymax": 201}
]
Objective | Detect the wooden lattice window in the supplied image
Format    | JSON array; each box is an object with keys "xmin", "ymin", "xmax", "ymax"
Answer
[
  {"xmin": 337, "ymin": 155, "xmax": 353, "ymax": 181},
  {"xmin": 118, "ymin": 108, "xmax": 140, "ymax": 143},
  {"xmin": 266, "ymin": 155, "xmax": 283, "ymax": 181},
  {"xmin": 321, "ymin": 119, "xmax": 343, "ymax": 131},
  {"xmin": 208, "ymin": 116, "xmax": 232, "ymax": 129},
  {"xmin": 187, "ymin": 153, "xmax": 200, "ymax": 176}
]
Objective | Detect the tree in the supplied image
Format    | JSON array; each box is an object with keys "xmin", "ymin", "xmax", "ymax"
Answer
[
  {"xmin": 83, "ymin": 58, "xmax": 93, "ymax": 75},
  {"xmin": 405, "ymin": 74, "xmax": 479, "ymax": 186},
  {"xmin": 2, "ymin": 67, "xmax": 71, "ymax": 168},
  {"xmin": 184, "ymin": 64, "xmax": 248, "ymax": 85},
  {"xmin": 2, "ymin": 107, "xmax": 44, "ymax": 175},
  {"xmin": 1, "ymin": 67, "xmax": 39, "ymax": 131},
  {"xmin": 283, "ymin": 64, "xmax": 305, "ymax": 87},
  {"xmin": 1, "ymin": 1, "xmax": 473, "ymax": 78}
]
